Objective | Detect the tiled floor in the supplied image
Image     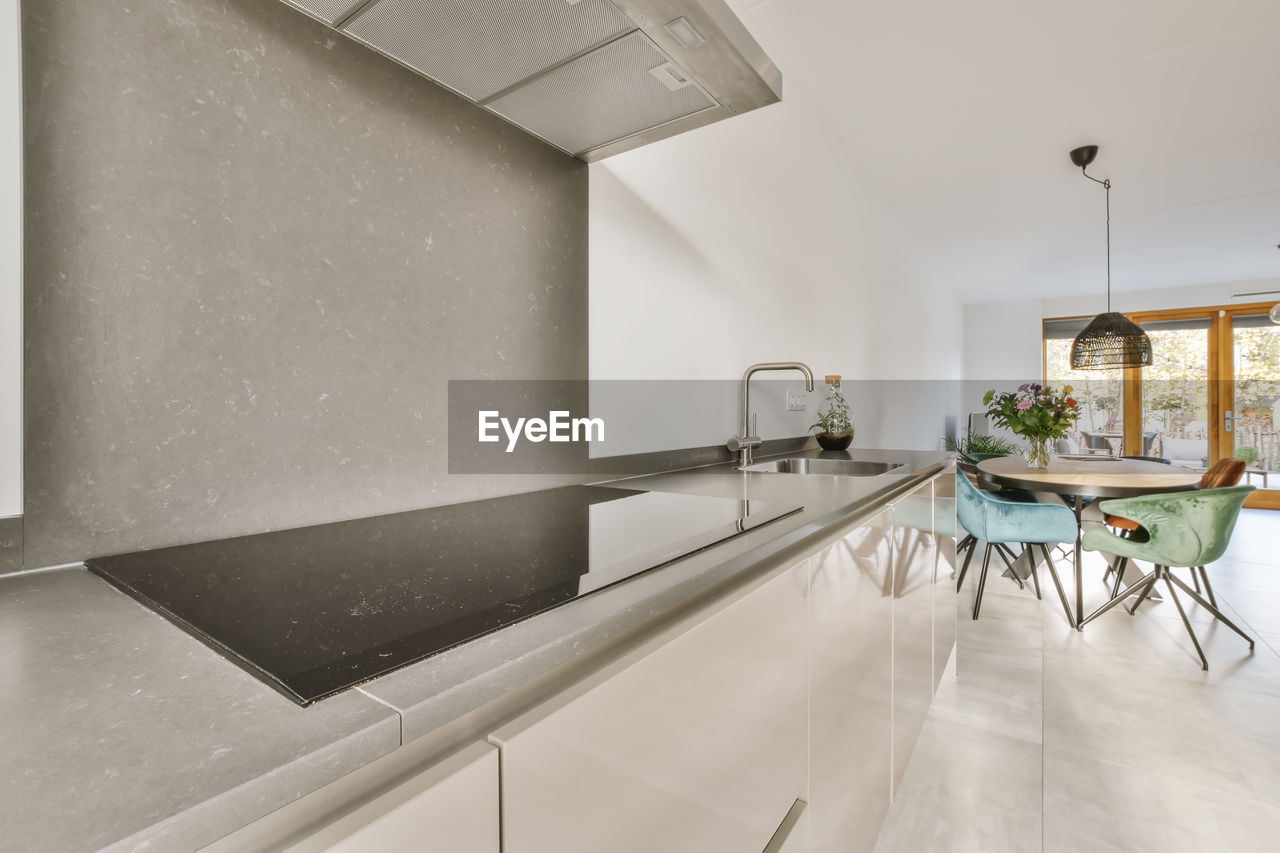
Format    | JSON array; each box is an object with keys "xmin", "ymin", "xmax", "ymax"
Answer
[{"xmin": 875, "ymin": 508, "xmax": 1280, "ymax": 853}]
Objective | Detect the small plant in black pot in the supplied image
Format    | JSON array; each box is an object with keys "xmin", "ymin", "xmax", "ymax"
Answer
[{"xmin": 812, "ymin": 376, "xmax": 853, "ymax": 451}]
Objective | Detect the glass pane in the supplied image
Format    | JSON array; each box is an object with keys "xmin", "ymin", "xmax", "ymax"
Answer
[
  {"xmin": 1232, "ymin": 315, "xmax": 1280, "ymax": 492},
  {"xmin": 1140, "ymin": 325, "xmax": 1210, "ymax": 469},
  {"xmin": 1044, "ymin": 337, "xmax": 1123, "ymax": 455}
]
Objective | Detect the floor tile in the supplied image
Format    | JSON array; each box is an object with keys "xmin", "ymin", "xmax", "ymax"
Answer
[
  {"xmin": 876, "ymin": 510, "xmax": 1280, "ymax": 853},
  {"xmin": 873, "ymin": 718, "xmax": 1042, "ymax": 853},
  {"xmin": 1043, "ymin": 604, "xmax": 1280, "ymax": 695},
  {"xmin": 1207, "ymin": 584, "xmax": 1280, "ymax": 635},
  {"xmin": 1044, "ymin": 748, "xmax": 1280, "ymax": 853},
  {"xmin": 930, "ymin": 641, "xmax": 1042, "ymax": 745},
  {"xmin": 1042, "ymin": 655, "xmax": 1266, "ymax": 803}
]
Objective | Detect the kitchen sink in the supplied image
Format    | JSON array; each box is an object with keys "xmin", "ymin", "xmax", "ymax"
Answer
[{"xmin": 741, "ymin": 457, "xmax": 905, "ymax": 477}]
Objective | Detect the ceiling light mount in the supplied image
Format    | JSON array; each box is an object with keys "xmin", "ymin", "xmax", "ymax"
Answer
[
  {"xmin": 1069, "ymin": 145, "xmax": 1099, "ymax": 169},
  {"xmin": 1068, "ymin": 144, "xmax": 1154, "ymax": 370}
]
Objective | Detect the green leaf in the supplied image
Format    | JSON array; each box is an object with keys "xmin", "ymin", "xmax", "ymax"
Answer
[{"xmin": 983, "ymin": 390, "xmax": 995, "ymax": 405}]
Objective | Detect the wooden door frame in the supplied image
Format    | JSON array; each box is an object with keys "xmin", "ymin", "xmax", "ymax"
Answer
[{"xmin": 1043, "ymin": 300, "xmax": 1279, "ymax": 509}]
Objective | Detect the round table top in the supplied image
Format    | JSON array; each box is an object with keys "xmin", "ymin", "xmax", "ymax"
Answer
[{"xmin": 977, "ymin": 455, "xmax": 1203, "ymax": 499}]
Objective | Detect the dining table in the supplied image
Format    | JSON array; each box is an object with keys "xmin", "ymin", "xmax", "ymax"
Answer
[{"xmin": 976, "ymin": 455, "xmax": 1203, "ymax": 629}]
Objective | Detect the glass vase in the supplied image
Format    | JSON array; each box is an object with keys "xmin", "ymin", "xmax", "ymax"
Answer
[{"xmin": 1025, "ymin": 437, "xmax": 1052, "ymax": 469}]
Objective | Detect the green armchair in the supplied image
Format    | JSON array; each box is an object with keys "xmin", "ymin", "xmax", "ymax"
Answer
[{"xmin": 1080, "ymin": 485, "xmax": 1255, "ymax": 669}]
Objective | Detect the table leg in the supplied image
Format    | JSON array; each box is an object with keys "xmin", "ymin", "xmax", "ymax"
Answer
[{"xmin": 1074, "ymin": 497, "xmax": 1084, "ymax": 631}]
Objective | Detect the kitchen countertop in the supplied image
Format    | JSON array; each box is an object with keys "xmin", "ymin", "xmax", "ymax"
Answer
[{"xmin": 0, "ymin": 447, "xmax": 947, "ymax": 852}]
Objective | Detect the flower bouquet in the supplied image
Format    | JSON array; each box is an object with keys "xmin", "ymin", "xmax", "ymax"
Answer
[{"xmin": 982, "ymin": 383, "xmax": 1081, "ymax": 468}]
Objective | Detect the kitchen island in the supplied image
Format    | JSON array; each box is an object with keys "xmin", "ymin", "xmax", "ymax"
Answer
[{"xmin": 0, "ymin": 447, "xmax": 952, "ymax": 852}]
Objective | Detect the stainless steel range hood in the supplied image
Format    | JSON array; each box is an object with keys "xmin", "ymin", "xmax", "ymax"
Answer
[{"xmin": 282, "ymin": 0, "xmax": 781, "ymax": 161}]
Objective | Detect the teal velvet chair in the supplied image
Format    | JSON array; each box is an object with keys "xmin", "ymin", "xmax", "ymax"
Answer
[
  {"xmin": 954, "ymin": 454, "xmax": 1037, "ymax": 571},
  {"xmin": 955, "ymin": 473, "xmax": 1079, "ymax": 624},
  {"xmin": 1080, "ymin": 485, "xmax": 1255, "ymax": 670}
]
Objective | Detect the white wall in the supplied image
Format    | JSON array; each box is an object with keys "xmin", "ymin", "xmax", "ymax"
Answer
[
  {"xmin": 1, "ymin": 0, "xmax": 20, "ymax": 517},
  {"xmin": 1041, "ymin": 276, "xmax": 1280, "ymax": 319},
  {"xmin": 959, "ymin": 276, "xmax": 1280, "ymax": 438},
  {"xmin": 589, "ymin": 79, "xmax": 964, "ymax": 454},
  {"xmin": 961, "ymin": 275, "xmax": 1280, "ymax": 384}
]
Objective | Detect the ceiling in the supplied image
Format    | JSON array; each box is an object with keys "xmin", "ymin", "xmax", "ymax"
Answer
[{"xmin": 727, "ymin": 0, "xmax": 1280, "ymax": 304}]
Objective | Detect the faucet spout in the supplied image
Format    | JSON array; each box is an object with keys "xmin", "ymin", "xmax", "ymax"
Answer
[{"xmin": 729, "ymin": 362, "xmax": 816, "ymax": 467}]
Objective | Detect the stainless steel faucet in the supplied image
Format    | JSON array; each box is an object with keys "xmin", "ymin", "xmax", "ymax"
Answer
[{"xmin": 727, "ymin": 362, "xmax": 816, "ymax": 467}]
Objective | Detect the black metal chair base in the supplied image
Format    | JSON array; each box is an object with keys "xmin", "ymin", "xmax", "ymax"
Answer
[
  {"xmin": 957, "ymin": 539, "xmax": 1076, "ymax": 628},
  {"xmin": 1079, "ymin": 564, "xmax": 1254, "ymax": 670}
]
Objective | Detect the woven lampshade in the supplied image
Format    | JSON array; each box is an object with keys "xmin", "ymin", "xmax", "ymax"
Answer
[
  {"xmin": 1069, "ymin": 311, "xmax": 1152, "ymax": 369},
  {"xmin": 1066, "ymin": 145, "xmax": 1153, "ymax": 370}
]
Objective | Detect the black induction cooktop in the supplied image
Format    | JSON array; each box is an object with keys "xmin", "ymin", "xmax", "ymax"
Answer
[{"xmin": 87, "ymin": 485, "xmax": 801, "ymax": 706}]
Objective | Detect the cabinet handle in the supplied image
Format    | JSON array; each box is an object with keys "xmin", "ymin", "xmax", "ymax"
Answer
[{"xmin": 761, "ymin": 798, "xmax": 807, "ymax": 853}]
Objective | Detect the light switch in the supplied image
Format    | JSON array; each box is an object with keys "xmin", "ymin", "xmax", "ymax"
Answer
[{"xmin": 785, "ymin": 390, "xmax": 807, "ymax": 412}]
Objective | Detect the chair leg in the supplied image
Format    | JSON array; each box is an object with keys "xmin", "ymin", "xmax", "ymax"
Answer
[
  {"xmin": 1037, "ymin": 543, "xmax": 1077, "ymax": 629},
  {"xmin": 1102, "ymin": 530, "xmax": 1132, "ymax": 583},
  {"xmin": 1191, "ymin": 568, "xmax": 1201, "ymax": 594},
  {"xmin": 1198, "ymin": 567, "xmax": 1218, "ymax": 608},
  {"xmin": 1110, "ymin": 557, "xmax": 1130, "ymax": 599},
  {"xmin": 1079, "ymin": 567, "xmax": 1158, "ymax": 628},
  {"xmin": 1164, "ymin": 575, "xmax": 1209, "ymax": 671},
  {"xmin": 956, "ymin": 538, "xmax": 977, "ymax": 592},
  {"xmin": 1024, "ymin": 544, "xmax": 1042, "ymax": 600},
  {"xmin": 994, "ymin": 543, "xmax": 1024, "ymax": 589},
  {"xmin": 973, "ymin": 545, "xmax": 994, "ymax": 620},
  {"xmin": 1166, "ymin": 572, "xmax": 1254, "ymax": 650},
  {"xmin": 1126, "ymin": 569, "xmax": 1160, "ymax": 615}
]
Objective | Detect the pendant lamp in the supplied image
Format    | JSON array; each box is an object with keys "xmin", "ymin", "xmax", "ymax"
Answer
[{"xmin": 1068, "ymin": 145, "xmax": 1153, "ymax": 369}]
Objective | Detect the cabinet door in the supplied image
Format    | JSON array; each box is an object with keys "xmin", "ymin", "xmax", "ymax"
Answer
[
  {"xmin": 492, "ymin": 561, "xmax": 809, "ymax": 853},
  {"xmin": 284, "ymin": 741, "xmax": 499, "ymax": 853},
  {"xmin": 808, "ymin": 509, "xmax": 893, "ymax": 853},
  {"xmin": 933, "ymin": 473, "xmax": 958, "ymax": 689},
  {"xmin": 890, "ymin": 481, "xmax": 937, "ymax": 796}
]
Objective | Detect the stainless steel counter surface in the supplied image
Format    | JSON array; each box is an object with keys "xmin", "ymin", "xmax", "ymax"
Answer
[{"xmin": 1, "ymin": 448, "xmax": 946, "ymax": 852}]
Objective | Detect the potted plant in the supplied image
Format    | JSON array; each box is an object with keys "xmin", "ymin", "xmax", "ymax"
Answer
[
  {"xmin": 1235, "ymin": 446, "xmax": 1259, "ymax": 467},
  {"xmin": 943, "ymin": 430, "xmax": 1020, "ymax": 466},
  {"xmin": 982, "ymin": 383, "xmax": 1081, "ymax": 468},
  {"xmin": 812, "ymin": 377, "xmax": 853, "ymax": 451}
]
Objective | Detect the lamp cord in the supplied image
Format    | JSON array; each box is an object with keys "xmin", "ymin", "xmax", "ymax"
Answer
[{"xmin": 1081, "ymin": 166, "xmax": 1111, "ymax": 311}]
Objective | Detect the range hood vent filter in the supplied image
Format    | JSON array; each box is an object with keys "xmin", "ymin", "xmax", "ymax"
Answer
[
  {"xmin": 285, "ymin": 0, "xmax": 365, "ymax": 27},
  {"xmin": 487, "ymin": 31, "xmax": 715, "ymax": 156},
  {"xmin": 342, "ymin": 0, "xmax": 635, "ymax": 102}
]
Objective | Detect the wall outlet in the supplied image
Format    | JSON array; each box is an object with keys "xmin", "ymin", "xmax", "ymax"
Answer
[{"xmin": 785, "ymin": 390, "xmax": 807, "ymax": 412}]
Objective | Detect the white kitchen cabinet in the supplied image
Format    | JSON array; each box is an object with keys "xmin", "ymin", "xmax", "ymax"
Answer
[
  {"xmin": 491, "ymin": 559, "xmax": 810, "ymax": 853},
  {"xmin": 932, "ymin": 473, "xmax": 958, "ymax": 690},
  {"xmin": 889, "ymin": 481, "xmax": 936, "ymax": 795},
  {"xmin": 282, "ymin": 741, "xmax": 499, "ymax": 853},
  {"xmin": 808, "ymin": 507, "xmax": 894, "ymax": 853}
]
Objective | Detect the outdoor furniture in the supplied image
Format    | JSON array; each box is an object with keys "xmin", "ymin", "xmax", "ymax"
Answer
[
  {"xmin": 1079, "ymin": 485, "xmax": 1257, "ymax": 670},
  {"xmin": 1079, "ymin": 431, "xmax": 1116, "ymax": 456},
  {"xmin": 1162, "ymin": 437, "xmax": 1209, "ymax": 468},
  {"xmin": 955, "ymin": 473, "xmax": 1077, "ymax": 623},
  {"xmin": 976, "ymin": 456, "xmax": 1202, "ymax": 628},
  {"xmin": 1056, "ymin": 437, "xmax": 1081, "ymax": 455},
  {"xmin": 1142, "ymin": 431, "xmax": 1160, "ymax": 457}
]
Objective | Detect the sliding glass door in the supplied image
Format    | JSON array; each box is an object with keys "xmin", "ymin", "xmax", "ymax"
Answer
[
  {"xmin": 1228, "ymin": 313, "xmax": 1280, "ymax": 504},
  {"xmin": 1132, "ymin": 317, "xmax": 1212, "ymax": 466},
  {"xmin": 1044, "ymin": 301, "xmax": 1280, "ymax": 509}
]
